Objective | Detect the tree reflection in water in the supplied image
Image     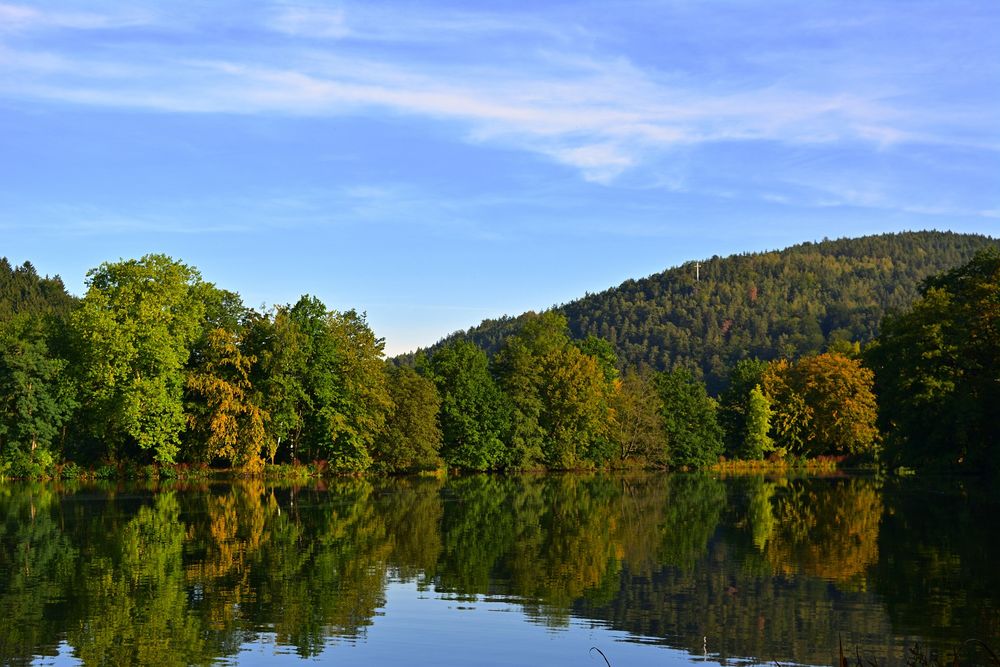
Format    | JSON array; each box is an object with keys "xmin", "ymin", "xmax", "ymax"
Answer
[{"xmin": 0, "ymin": 473, "xmax": 997, "ymax": 666}]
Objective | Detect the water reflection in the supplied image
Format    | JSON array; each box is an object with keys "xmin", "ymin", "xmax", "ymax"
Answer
[{"xmin": 1, "ymin": 474, "xmax": 998, "ymax": 666}]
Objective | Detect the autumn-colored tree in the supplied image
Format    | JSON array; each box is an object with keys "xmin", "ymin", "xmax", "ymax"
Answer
[
  {"xmin": 185, "ymin": 328, "xmax": 269, "ymax": 469},
  {"xmin": 608, "ymin": 369, "xmax": 664, "ymax": 465},
  {"xmin": 762, "ymin": 353, "xmax": 879, "ymax": 457}
]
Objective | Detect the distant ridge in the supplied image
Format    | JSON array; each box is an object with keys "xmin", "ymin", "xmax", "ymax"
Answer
[{"xmin": 403, "ymin": 231, "xmax": 999, "ymax": 391}]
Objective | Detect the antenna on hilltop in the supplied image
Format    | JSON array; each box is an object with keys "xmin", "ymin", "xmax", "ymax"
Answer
[{"xmin": 695, "ymin": 261, "xmax": 701, "ymax": 283}]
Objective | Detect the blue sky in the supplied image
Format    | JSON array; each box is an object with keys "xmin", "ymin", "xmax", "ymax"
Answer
[{"xmin": 1, "ymin": 0, "xmax": 998, "ymax": 355}]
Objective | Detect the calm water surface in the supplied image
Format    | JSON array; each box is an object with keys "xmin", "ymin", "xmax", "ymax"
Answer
[{"xmin": 2, "ymin": 473, "xmax": 998, "ymax": 666}]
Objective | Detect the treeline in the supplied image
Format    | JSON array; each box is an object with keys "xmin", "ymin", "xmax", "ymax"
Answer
[
  {"xmin": 0, "ymin": 253, "xmax": 881, "ymax": 477},
  {"xmin": 415, "ymin": 231, "xmax": 998, "ymax": 392},
  {"xmin": 1, "ymin": 239, "xmax": 997, "ymax": 477}
]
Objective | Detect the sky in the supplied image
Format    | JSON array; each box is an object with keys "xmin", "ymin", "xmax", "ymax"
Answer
[{"xmin": 1, "ymin": 0, "xmax": 998, "ymax": 355}]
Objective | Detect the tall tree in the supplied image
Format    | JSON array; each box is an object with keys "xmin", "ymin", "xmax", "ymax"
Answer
[
  {"xmin": 718, "ymin": 358, "xmax": 769, "ymax": 458},
  {"xmin": 71, "ymin": 255, "xmax": 205, "ymax": 463},
  {"xmin": 424, "ymin": 341, "xmax": 510, "ymax": 471},
  {"xmin": 374, "ymin": 365, "xmax": 442, "ymax": 473},
  {"xmin": 867, "ymin": 248, "xmax": 1000, "ymax": 470},
  {"xmin": 184, "ymin": 328, "xmax": 268, "ymax": 468},
  {"xmin": 494, "ymin": 312, "xmax": 613, "ymax": 469},
  {"xmin": 608, "ymin": 369, "xmax": 665, "ymax": 465},
  {"xmin": 0, "ymin": 315, "xmax": 77, "ymax": 470},
  {"xmin": 289, "ymin": 297, "xmax": 390, "ymax": 471},
  {"xmin": 743, "ymin": 384, "xmax": 774, "ymax": 460},
  {"xmin": 656, "ymin": 369, "xmax": 724, "ymax": 468},
  {"xmin": 241, "ymin": 307, "xmax": 310, "ymax": 463}
]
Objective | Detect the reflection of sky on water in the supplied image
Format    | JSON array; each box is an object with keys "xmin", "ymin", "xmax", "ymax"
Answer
[
  {"xmin": 222, "ymin": 581, "xmax": 698, "ymax": 667},
  {"xmin": 10, "ymin": 474, "xmax": 1000, "ymax": 667}
]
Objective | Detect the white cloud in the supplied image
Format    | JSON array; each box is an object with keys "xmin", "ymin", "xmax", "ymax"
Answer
[
  {"xmin": 1, "ymin": 2, "xmax": 996, "ymax": 185},
  {"xmin": 0, "ymin": 3, "xmax": 150, "ymax": 31}
]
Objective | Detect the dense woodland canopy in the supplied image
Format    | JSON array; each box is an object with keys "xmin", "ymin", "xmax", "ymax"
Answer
[
  {"xmin": 0, "ymin": 230, "xmax": 997, "ymax": 477},
  {"xmin": 417, "ymin": 231, "xmax": 998, "ymax": 392}
]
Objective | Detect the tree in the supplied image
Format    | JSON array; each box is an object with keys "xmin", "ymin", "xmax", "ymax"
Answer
[
  {"xmin": 0, "ymin": 315, "xmax": 77, "ymax": 472},
  {"xmin": 867, "ymin": 248, "xmax": 1000, "ymax": 470},
  {"xmin": 288, "ymin": 296, "xmax": 391, "ymax": 471},
  {"xmin": 184, "ymin": 328, "xmax": 268, "ymax": 468},
  {"xmin": 790, "ymin": 353, "xmax": 879, "ymax": 457},
  {"xmin": 373, "ymin": 365, "xmax": 442, "ymax": 472},
  {"xmin": 424, "ymin": 341, "xmax": 510, "ymax": 471},
  {"xmin": 241, "ymin": 307, "xmax": 310, "ymax": 464},
  {"xmin": 71, "ymin": 255, "xmax": 205, "ymax": 463},
  {"xmin": 743, "ymin": 384, "xmax": 774, "ymax": 460},
  {"xmin": 718, "ymin": 358, "xmax": 769, "ymax": 458},
  {"xmin": 656, "ymin": 369, "xmax": 724, "ymax": 468},
  {"xmin": 762, "ymin": 353, "xmax": 879, "ymax": 458},
  {"xmin": 494, "ymin": 312, "xmax": 613, "ymax": 469},
  {"xmin": 608, "ymin": 369, "xmax": 665, "ymax": 465}
]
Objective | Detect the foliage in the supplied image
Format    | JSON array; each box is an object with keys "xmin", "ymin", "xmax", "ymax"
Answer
[
  {"xmin": 71, "ymin": 254, "xmax": 206, "ymax": 464},
  {"xmin": 656, "ymin": 369, "xmax": 724, "ymax": 468},
  {"xmin": 287, "ymin": 297, "xmax": 391, "ymax": 471},
  {"xmin": 608, "ymin": 369, "xmax": 665, "ymax": 465},
  {"xmin": 415, "ymin": 232, "xmax": 998, "ymax": 392},
  {"xmin": 0, "ymin": 315, "xmax": 77, "ymax": 467},
  {"xmin": 241, "ymin": 307, "xmax": 310, "ymax": 463},
  {"xmin": 494, "ymin": 312, "xmax": 615, "ymax": 469},
  {"xmin": 867, "ymin": 248, "xmax": 1000, "ymax": 471},
  {"xmin": 718, "ymin": 358, "xmax": 769, "ymax": 458},
  {"xmin": 423, "ymin": 341, "xmax": 510, "ymax": 471},
  {"xmin": 184, "ymin": 328, "xmax": 269, "ymax": 468},
  {"xmin": 374, "ymin": 365, "xmax": 442, "ymax": 472},
  {"xmin": 744, "ymin": 384, "xmax": 774, "ymax": 460},
  {"xmin": 786, "ymin": 353, "xmax": 879, "ymax": 457}
]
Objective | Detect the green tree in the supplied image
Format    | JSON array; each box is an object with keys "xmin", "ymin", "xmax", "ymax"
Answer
[
  {"xmin": 241, "ymin": 307, "xmax": 310, "ymax": 463},
  {"xmin": 424, "ymin": 341, "xmax": 510, "ymax": 471},
  {"xmin": 743, "ymin": 384, "xmax": 774, "ymax": 460},
  {"xmin": 867, "ymin": 248, "xmax": 1000, "ymax": 470},
  {"xmin": 718, "ymin": 358, "xmax": 769, "ymax": 458},
  {"xmin": 374, "ymin": 365, "xmax": 442, "ymax": 472},
  {"xmin": 71, "ymin": 255, "xmax": 205, "ymax": 463},
  {"xmin": 289, "ymin": 296, "xmax": 391, "ymax": 471},
  {"xmin": 494, "ymin": 312, "xmax": 614, "ymax": 468},
  {"xmin": 656, "ymin": 369, "xmax": 724, "ymax": 468},
  {"xmin": 0, "ymin": 316, "xmax": 77, "ymax": 473}
]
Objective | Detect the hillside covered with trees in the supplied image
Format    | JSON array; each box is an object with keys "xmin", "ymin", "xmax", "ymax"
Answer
[
  {"xmin": 0, "ymin": 232, "xmax": 997, "ymax": 478},
  {"xmin": 417, "ymin": 231, "xmax": 998, "ymax": 391}
]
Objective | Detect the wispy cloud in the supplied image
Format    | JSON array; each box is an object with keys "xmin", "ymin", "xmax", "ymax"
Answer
[
  {"xmin": 0, "ymin": 2, "xmax": 151, "ymax": 32},
  {"xmin": 1, "ymin": 1, "xmax": 997, "ymax": 189}
]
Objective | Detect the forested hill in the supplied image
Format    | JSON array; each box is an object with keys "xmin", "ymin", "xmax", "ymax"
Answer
[
  {"xmin": 0, "ymin": 259, "xmax": 76, "ymax": 320},
  {"xmin": 411, "ymin": 231, "xmax": 999, "ymax": 391}
]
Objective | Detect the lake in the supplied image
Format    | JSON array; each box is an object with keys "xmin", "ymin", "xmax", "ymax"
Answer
[{"xmin": 2, "ymin": 473, "xmax": 998, "ymax": 666}]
